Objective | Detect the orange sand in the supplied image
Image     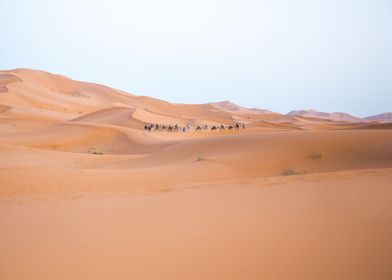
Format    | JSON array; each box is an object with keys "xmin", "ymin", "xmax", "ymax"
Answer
[{"xmin": 0, "ymin": 69, "xmax": 391, "ymax": 280}]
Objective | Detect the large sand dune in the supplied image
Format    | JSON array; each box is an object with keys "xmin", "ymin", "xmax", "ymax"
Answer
[{"xmin": 0, "ymin": 68, "xmax": 391, "ymax": 280}]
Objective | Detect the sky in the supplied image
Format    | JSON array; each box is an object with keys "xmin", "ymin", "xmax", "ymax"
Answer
[{"xmin": 0, "ymin": 0, "xmax": 391, "ymax": 117}]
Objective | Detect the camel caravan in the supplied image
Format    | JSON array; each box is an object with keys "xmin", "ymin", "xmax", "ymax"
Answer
[{"xmin": 144, "ymin": 123, "xmax": 245, "ymax": 132}]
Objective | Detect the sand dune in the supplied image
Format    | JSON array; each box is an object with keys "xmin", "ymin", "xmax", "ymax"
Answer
[
  {"xmin": 364, "ymin": 112, "xmax": 392, "ymax": 123},
  {"xmin": 70, "ymin": 107, "xmax": 144, "ymax": 129},
  {"xmin": 0, "ymin": 73, "xmax": 22, "ymax": 93},
  {"xmin": 208, "ymin": 100, "xmax": 275, "ymax": 115},
  {"xmin": 288, "ymin": 109, "xmax": 364, "ymax": 122},
  {"xmin": 0, "ymin": 121, "xmax": 169, "ymax": 155},
  {"xmin": 1, "ymin": 68, "xmax": 391, "ymax": 280},
  {"xmin": 1, "ymin": 129, "xmax": 391, "ymax": 198}
]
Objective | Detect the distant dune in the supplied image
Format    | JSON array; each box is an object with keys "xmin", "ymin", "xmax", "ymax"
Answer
[
  {"xmin": 1, "ymin": 68, "xmax": 391, "ymax": 280},
  {"xmin": 364, "ymin": 112, "xmax": 392, "ymax": 123},
  {"xmin": 208, "ymin": 100, "xmax": 276, "ymax": 115},
  {"xmin": 287, "ymin": 109, "xmax": 364, "ymax": 122}
]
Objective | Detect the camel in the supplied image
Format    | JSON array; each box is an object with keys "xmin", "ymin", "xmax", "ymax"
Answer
[
  {"xmin": 144, "ymin": 122, "xmax": 245, "ymax": 132},
  {"xmin": 144, "ymin": 124, "xmax": 153, "ymax": 132}
]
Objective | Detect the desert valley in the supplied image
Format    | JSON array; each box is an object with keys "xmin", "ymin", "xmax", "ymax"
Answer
[{"xmin": 1, "ymin": 68, "xmax": 391, "ymax": 280}]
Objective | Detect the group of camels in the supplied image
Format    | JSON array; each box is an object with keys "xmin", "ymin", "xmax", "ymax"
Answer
[{"xmin": 144, "ymin": 123, "xmax": 245, "ymax": 132}]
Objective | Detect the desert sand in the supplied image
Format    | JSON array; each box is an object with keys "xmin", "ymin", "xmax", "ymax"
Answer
[{"xmin": 0, "ymin": 69, "xmax": 391, "ymax": 280}]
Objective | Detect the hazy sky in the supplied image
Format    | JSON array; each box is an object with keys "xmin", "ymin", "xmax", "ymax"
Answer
[{"xmin": 1, "ymin": 0, "xmax": 391, "ymax": 116}]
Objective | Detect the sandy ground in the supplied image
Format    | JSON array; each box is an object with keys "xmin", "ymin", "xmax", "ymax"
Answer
[
  {"xmin": 1, "ymin": 69, "xmax": 392, "ymax": 280},
  {"xmin": 1, "ymin": 169, "xmax": 392, "ymax": 280}
]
